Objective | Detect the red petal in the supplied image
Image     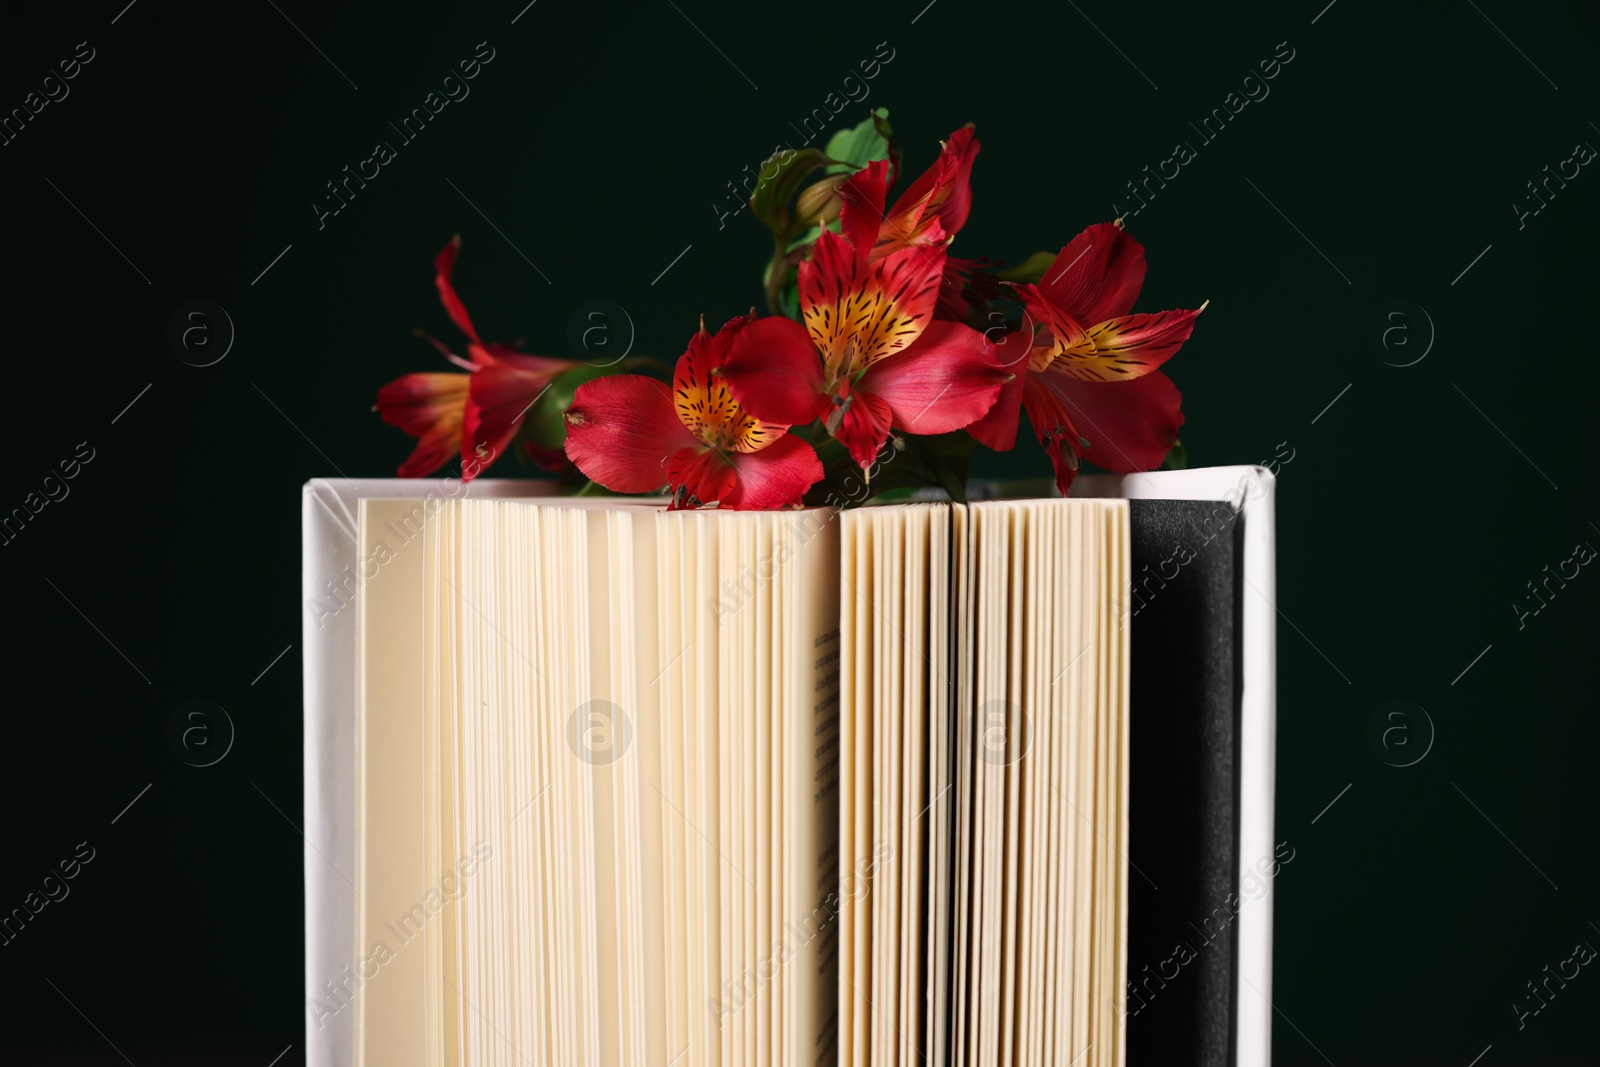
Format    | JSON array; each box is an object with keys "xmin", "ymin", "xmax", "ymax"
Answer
[
  {"xmin": 1017, "ymin": 284, "xmax": 1198, "ymax": 384},
  {"xmin": 799, "ymin": 228, "xmax": 944, "ymax": 376},
  {"xmin": 1014, "ymin": 282, "xmax": 1090, "ymax": 358},
  {"xmin": 1036, "ymin": 222, "xmax": 1146, "ymax": 325},
  {"xmin": 879, "ymin": 125, "xmax": 980, "ymax": 254},
  {"xmin": 926, "ymin": 125, "xmax": 980, "ymax": 236},
  {"xmin": 375, "ymin": 372, "xmax": 468, "ymax": 437},
  {"xmin": 831, "ymin": 382, "xmax": 894, "ymax": 471},
  {"xmin": 935, "ymin": 255, "xmax": 977, "ymax": 321},
  {"xmin": 964, "ymin": 329, "xmax": 1035, "ymax": 451},
  {"xmin": 462, "ymin": 364, "xmax": 548, "ymax": 473},
  {"xmin": 857, "ymin": 320, "xmax": 1005, "ymax": 435},
  {"xmin": 721, "ymin": 315, "xmax": 829, "ymax": 426},
  {"xmin": 375, "ymin": 372, "xmax": 470, "ymax": 477},
  {"xmin": 522, "ymin": 439, "xmax": 574, "ymax": 473},
  {"xmin": 726, "ymin": 434, "xmax": 824, "ymax": 509},
  {"xmin": 663, "ymin": 446, "xmax": 737, "ymax": 508},
  {"xmin": 839, "ymin": 159, "xmax": 889, "ymax": 260},
  {"xmin": 1046, "ymin": 369, "xmax": 1185, "ymax": 474},
  {"xmin": 564, "ymin": 375, "xmax": 697, "ymax": 494},
  {"xmin": 433, "ymin": 235, "xmax": 480, "ymax": 344},
  {"xmin": 1072, "ymin": 307, "xmax": 1203, "ymax": 381},
  {"xmin": 473, "ymin": 344, "xmax": 575, "ymax": 376},
  {"xmin": 672, "ymin": 315, "xmax": 786, "ymax": 453},
  {"xmin": 1020, "ymin": 375, "xmax": 1083, "ymax": 496}
]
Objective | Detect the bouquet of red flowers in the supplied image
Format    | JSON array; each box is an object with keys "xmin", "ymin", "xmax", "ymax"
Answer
[{"xmin": 376, "ymin": 111, "xmax": 1205, "ymax": 508}]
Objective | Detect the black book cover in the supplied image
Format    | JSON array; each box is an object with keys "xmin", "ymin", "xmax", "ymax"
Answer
[{"xmin": 1125, "ymin": 499, "xmax": 1245, "ymax": 1066}]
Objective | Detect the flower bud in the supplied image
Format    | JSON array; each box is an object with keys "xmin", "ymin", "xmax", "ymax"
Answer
[{"xmin": 795, "ymin": 174, "xmax": 849, "ymax": 227}]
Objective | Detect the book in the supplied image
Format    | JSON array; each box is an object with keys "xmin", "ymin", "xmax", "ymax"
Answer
[{"xmin": 301, "ymin": 467, "xmax": 1277, "ymax": 1067}]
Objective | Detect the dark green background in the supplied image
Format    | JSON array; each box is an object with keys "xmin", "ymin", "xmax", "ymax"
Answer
[{"xmin": 2, "ymin": 0, "xmax": 1595, "ymax": 1062}]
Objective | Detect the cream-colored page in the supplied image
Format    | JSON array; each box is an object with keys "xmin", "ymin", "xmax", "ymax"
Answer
[
  {"xmin": 980, "ymin": 503, "xmax": 1008, "ymax": 1067},
  {"xmin": 638, "ymin": 511, "xmax": 662, "ymax": 1065},
  {"xmin": 1016, "ymin": 502, "xmax": 1044, "ymax": 1067},
  {"xmin": 871, "ymin": 509, "xmax": 890, "ymax": 1067},
  {"xmin": 849, "ymin": 506, "xmax": 873, "ymax": 1067},
  {"xmin": 963, "ymin": 505, "xmax": 987, "ymax": 1067},
  {"xmin": 1113, "ymin": 502, "xmax": 1131, "ymax": 1067},
  {"xmin": 949, "ymin": 503, "xmax": 972, "ymax": 1067},
  {"xmin": 1000, "ymin": 503, "xmax": 1026, "ymax": 1067},
  {"xmin": 540, "ymin": 505, "xmax": 577, "ymax": 1067},
  {"xmin": 1093, "ymin": 501, "xmax": 1112, "ymax": 1067},
  {"xmin": 723, "ymin": 511, "xmax": 745, "ymax": 1062},
  {"xmin": 1037, "ymin": 502, "xmax": 1064, "ymax": 1067},
  {"xmin": 693, "ymin": 513, "xmax": 722, "ymax": 1067},
  {"xmin": 431, "ymin": 501, "xmax": 462, "ymax": 1067},
  {"xmin": 511, "ymin": 503, "xmax": 548, "ymax": 1064},
  {"xmin": 654, "ymin": 511, "xmax": 689, "ymax": 1064},
  {"xmin": 770, "ymin": 512, "xmax": 787, "ymax": 1065},
  {"xmin": 837, "ymin": 508, "xmax": 863, "ymax": 1067},
  {"xmin": 356, "ymin": 499, "xmax": 430, "ymax": 1067},
  {"xmin": 927, "ymin": 504, "xmax": 953, "ymax": 1067},
  {"xmin": 886, "ymin": 508, "xmax": 908, "ymax": 1067},
  {"xmin": 742, "ymin": 515, "xmax": 759, "ymax": 1067},
  {"xmin": 896, "ymin": 508, "xmax": 921, "ymax": 1067}
]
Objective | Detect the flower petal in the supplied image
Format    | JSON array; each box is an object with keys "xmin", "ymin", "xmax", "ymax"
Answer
[
  {"xmin": 963, "ymin": 329, "xmax": 1035, "ymax": 451},
  {"xmin": 462, "ymin": 365, "xmax": 541, "ymax": 472},
  {"xmin": 830, "ymin": 382, "xmax": 895, "ymax": 471},
  {"xmin": 1020, "ymin": 374, "xmax": 1083, "ymax": 496},
  {"xmin": 878, "ymin": 125, "xmax": 980, "ymax": 254},
  {"xmin": 839, "ymin": 159, "xmax": 889, "ymax": 260},
  {"xmin": 375, "ymin": 372, "xmax": 469, "ymax": 477},
  {"xmin": 673, "ymin": 315, "xmax": 786, "ymax": 454},
  {"xmin": 1017, "ymin": 284, "xmax": 1198, "ymax": 383},
  {"xmin": 856, "ymin": 320, "xmax": 1006, "ymax": 435},
  {"xmin": 433, "ymin": 235, "xmax": 480, "ymax": 344},
  {"xmin": 1035, "ymin": 222, "xmax": 1146, "ymax": 325},
  {"xmin": 1069, "ymin": 307, "xmax": 1203, "ymax": 382},
  {"xmin": 721, "ymin": 315, "xmax": 830, "ymax": 426},
  {"xmin": 663, "ymin": 446, "xmax": 737, "ymax": 508},
  {"xmin": 1046, "ymin": 368, "xmax": 1185, "ymax": 474},
  {"xmin": 564, "ymin": 375, "xmax": 697, "ymax": 494},
  {"xmin": 473, "ymin": 344, "xmax": 575, "ymax": 376},
  {"xmin": 800, "ymin": 228, "xmax": 944, "ymax": 376},
  {"xmin": 521, "ymin": 438, "xmax": 574, "ymax": 474},
  {"xmin": 726, "ymin": 433, "xmax": 825, "ymax": 509}
]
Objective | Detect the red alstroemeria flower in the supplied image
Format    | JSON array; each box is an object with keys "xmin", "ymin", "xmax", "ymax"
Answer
[
  {"xmin": 720, "ymin": 221, "xmax": 1008, "ymax": 474},
  {"xmin": 463, "ymin": 349, "xmax": 582, "ymax": 476},
  {"xmin": 967, "ymin": 222, "xmax": 1205, "ymax": 494},
  {"xmin": 837, "ymin": 126, "xmax": 981, "ymax": 318},
  {"xmin": 375, "ymin": 236, "xmax": 580, "ymax": 478},
  {"xmin": 563, "ymin": 315, "xmax": 824, "ymax": 510},
  {"xmin": 375, "ymin": 372, "xmax": 471, "ymax": 477}
]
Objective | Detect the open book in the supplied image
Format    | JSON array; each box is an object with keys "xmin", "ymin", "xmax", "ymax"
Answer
[{"xmin": 302, "ymin": 468, "xmax": 1277, "ymax": 1067}]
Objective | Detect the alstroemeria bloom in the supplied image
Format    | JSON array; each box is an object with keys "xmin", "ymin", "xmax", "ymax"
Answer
[
  {"xmin": 720, "ymin": 222, "xmax": 1007, "ymax": 473},
  {"xmin": 837, "ymin": 126, "xmax": 980, "ymax": 317},
  {"xmin": 375, "ymin": 236, "xmax": 580, "ymax": 478},
  {"xmin": 563, "ymin": 315, "xmax": 823, "ymax": 510},
  {"xmin": 376, "ymin": 371, "xmax": 472, "ymax": 477},
  {"xmin": 968, "ymin": 222, "xmax": 1204, "ymax": 494}
]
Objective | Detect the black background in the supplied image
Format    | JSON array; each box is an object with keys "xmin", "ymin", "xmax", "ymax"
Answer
[{"xmin": 2, "ymin": 0, "xmax": 1597, "ymax": 1063}]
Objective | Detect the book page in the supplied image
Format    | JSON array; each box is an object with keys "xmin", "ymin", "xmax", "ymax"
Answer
[{"xmin": 355, "ymin": 498, "xmax": 431, "ymax": 1067}]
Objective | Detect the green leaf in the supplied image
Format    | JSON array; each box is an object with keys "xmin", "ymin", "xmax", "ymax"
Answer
[
  {"xmin": 749, "ymin": 148, "xmax": 832, "ymax": 237},
  {"xmin": 994, "ymin": 251, "xmax": 1057, "ymax": 285},
  {"xmin": 1163, "ymin": 439, "xmax": 1188, "ymax": 470},
  {"xmin": 802, "ymin": 431, "xmax": 977, "ymax": 507},
  {"xmin": 823, "ymin": 108, "xmax": 893, "ymax": 176}
]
